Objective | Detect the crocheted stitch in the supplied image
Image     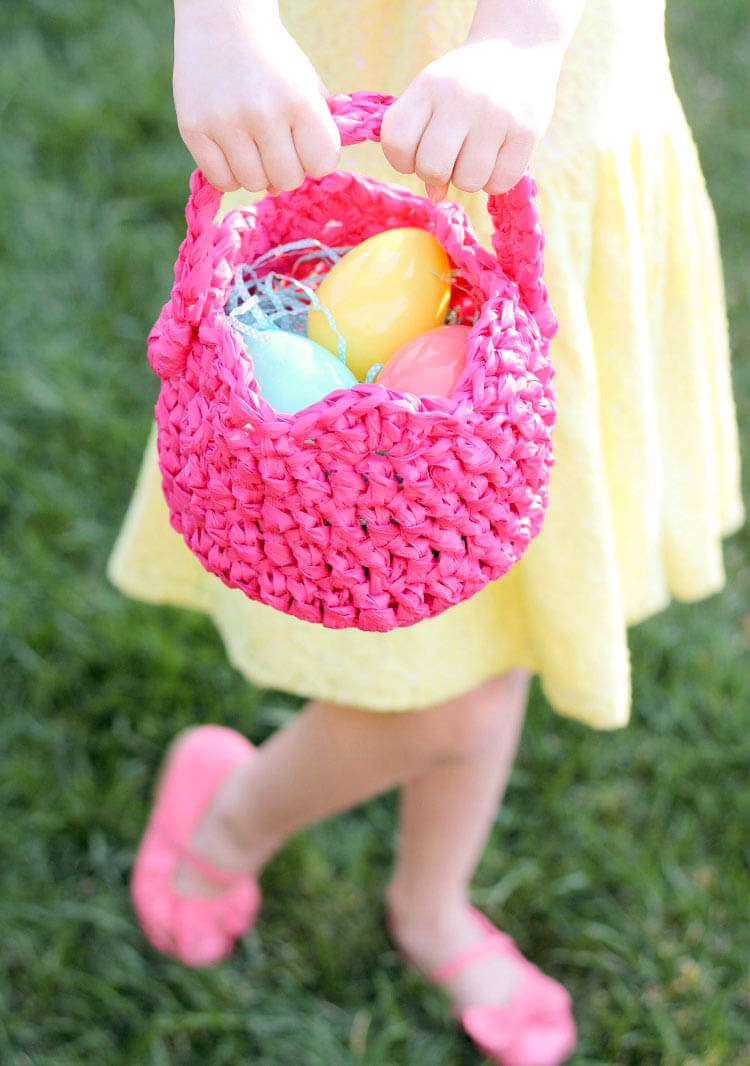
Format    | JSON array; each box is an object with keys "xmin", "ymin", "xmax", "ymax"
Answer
[{"xmin": 148, "ymin": 92, "xmax": 557, "ymax": 632}]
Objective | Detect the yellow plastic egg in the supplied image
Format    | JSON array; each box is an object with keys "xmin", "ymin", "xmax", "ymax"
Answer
[{"xmin": 307, "ymin": 227, "xmax": 452, "ymax": 381}]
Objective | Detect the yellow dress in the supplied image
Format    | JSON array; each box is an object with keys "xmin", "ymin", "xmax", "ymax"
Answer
[{"xmin": 107, "ymin": 0, "xmax": 744, "ymax": 729}]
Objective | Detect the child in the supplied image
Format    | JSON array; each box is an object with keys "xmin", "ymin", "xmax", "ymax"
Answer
[{"xmin": 108, "ymin": 1, "xmax": 744, "ymax": 1063}]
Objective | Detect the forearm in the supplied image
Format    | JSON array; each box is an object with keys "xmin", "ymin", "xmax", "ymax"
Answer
[{"xmin": 468, "ymin": 0, "xmax": 584, "ymax": 55}]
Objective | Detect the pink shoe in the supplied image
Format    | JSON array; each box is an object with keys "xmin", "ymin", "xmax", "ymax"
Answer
[
  {"xmin": 131, "ymin": 724, "xmax": 260, "ymax": 966},
  {"xmin": 392, "ymin": 906, "xmax": 576, "ymax": 1066}
]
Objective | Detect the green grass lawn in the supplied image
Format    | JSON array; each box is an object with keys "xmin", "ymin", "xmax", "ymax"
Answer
[{"xmin": 1, "ymin": 1, "xmax": 748, "ymax": 1063}]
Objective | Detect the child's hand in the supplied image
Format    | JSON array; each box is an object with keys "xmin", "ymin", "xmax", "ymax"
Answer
[
  {"xmin": 173, "ymin": 0, "xmax": 341, "ymax": 192},
  {"xmin": 381, "ymin": 35, "xmax": 561, "ymax": 202}
]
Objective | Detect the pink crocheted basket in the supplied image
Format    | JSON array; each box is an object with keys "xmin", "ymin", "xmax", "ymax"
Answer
[{"xmin": 148, "ymin": 92, "xmax": 557, "ymax": 633}]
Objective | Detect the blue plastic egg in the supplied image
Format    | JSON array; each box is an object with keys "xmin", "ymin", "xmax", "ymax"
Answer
[{"xmin": 245, "ymin": 328, "xmax": 358, "ymax": 414}]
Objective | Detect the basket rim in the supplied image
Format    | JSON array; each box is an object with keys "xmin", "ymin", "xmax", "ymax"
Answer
[{"xmin": 185, "ymin": 171, "xmax": 542, "ymax": 434}]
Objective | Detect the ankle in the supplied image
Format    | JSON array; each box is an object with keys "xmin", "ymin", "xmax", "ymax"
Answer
[
  {"xmin": 191, "ymin": 768, "xmax": 281, "ymax": 875},
  {"xmin": 385, "ymin": 880, "xmax": 467, "ymax": 936}
]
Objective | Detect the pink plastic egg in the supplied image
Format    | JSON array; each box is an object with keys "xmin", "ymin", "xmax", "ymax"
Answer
[{"xmin": 375, "ymin": 324, "xmax": 471, "ymax": 398}]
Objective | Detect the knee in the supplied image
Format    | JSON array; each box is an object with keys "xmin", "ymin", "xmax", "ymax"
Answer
[{"xmin": 410, "ymin": 669, "xmax": 530, "ymax": 763}]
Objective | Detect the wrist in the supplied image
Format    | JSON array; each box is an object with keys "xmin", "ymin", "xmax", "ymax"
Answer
[{"xmin": 466, "ymin": 0, "xmax": 583, "ymax": 53}]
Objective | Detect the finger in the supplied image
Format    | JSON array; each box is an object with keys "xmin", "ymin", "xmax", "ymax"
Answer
[
  {"xmin": 425, "ymin": 181, "xmax": 450, "ymax": 204},
  {"xmin": 255, "ymin": 126, "xmax": 306, "ymax": 192},
  {"xmin": 224, "ymin": 136, "xmax": 268, "ymax": 193},
  {"xmin": 380, "ymin": 94, "xmax": 433, "ymax": 174},
  {"xmin": 484, "ymin": 129, "xmax": 536, "ymax": 195},
  {"xmin": 414, "ymin": 113, "xmax": 467, "ymax": 189},
  {"xmin": 292, "ymin": 104, "xmax": 341, "ymax": 179},
  {"xmin": 452, "ymin": 125, "xmax": 504, "ymax": 194},
  {"xmin": 189, "ymin": 135, "xmax": 240, "ymax": 192}
]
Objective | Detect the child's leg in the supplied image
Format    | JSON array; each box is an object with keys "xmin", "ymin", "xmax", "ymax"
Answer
[
  {"xmin": 388, "ymin": 667, "xmax": 528, "ymax": 913},
  {"xmin": 161, "ymin": 670, "xmax": 577, "ymax": 1051},
  {"xmin": 386, "ymin": 668, "xmax": 531, "ymax": 1009},
  {"xmin": 175, "ymin": 673, "xmax": 522, "ymax": 897}
]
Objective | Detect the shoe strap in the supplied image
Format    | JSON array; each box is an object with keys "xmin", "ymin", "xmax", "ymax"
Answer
[
  {"xmin": 433, "ymin": 930, "xmax": 514, "ymax": 983},
  {"xmin": 153, "ymin": 822, "xmax": 247, "ymax": 888}
]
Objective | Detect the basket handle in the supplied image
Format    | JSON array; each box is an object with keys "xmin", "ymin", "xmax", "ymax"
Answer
[{"xmin": 180, "ymin": 91, "xmax": 555, "ymax": 338}]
